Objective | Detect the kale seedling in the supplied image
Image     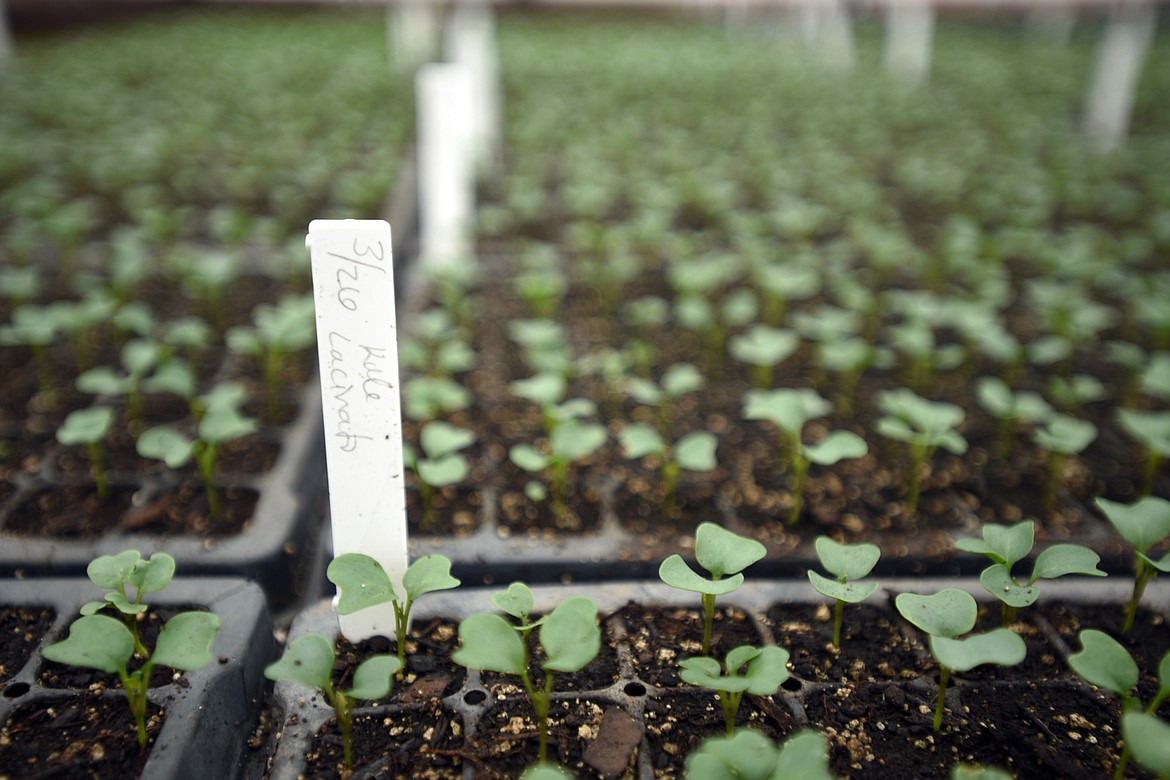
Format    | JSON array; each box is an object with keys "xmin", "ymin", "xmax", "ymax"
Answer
[
  {"xmin": 625, "ymin": 362, "xmax": 704, "ymax": 436},
  {"xmin": 327, "ymin": 552, "xmax": 460, "ymax": 665},
  {"xmin": 1094, "ymin": 496, "xmax": 1170, "ymax": 632},
  {"xmin": 56, "ymin": 405, "xmax": 115, "ymax": 500},
  {"xmin": 452, "ymin": 583, "xmax": 600, "ymax": 764},
  {"xmin": 742, "ymin": 387, "xmax": 832, "ymax": 473},
  {"xmin": 509, "ymin": 411, "xmax": 606, "ymax": 523},
  {"xmin": 225, "ymin": 293, "xmax": 315, "ymax": 417},
  {"xmin": 955, "ymin": 519, "xmax": 1104, "ymax": 625},
  {"xmin": 136, "ymin": 400, "xmax": 258, "ymax": 517},
  {"xmin": 684, "ymin": 728, "xmax": 833, "ymax": 780},
  {"xmin": 78, "ymin": 550, "xmax": 178, "ymax": 660},
  {"xmin": 43, "ymin": 551, "xmax": 219, "ymax": 750},
  {"xmin": 679, "ymin": 644, "xmax": 790, "ymax": 735},
  {"xmin": 659, "ymin": 522, "xmax": 766, "ymax": 656},
  {"xmin": 1116, "ymin": 408, "xmax": 1170, "ymax": 497},
  {"xmin": 787, "ymin": 430, "xmax": 868, "ymax": 526},
  {"xmin": 403, "ymin": 421, "xmax": 475, "ymax": 529},
  {"xmin": 895, "ymin": 589, "xmax": 1026, "ymax": 732},
  {"xmin": 1031, "ymin": 413, "xmax": 1097, "ymax": 517},
  {"xmin": 265, "ymin": 634, "xmax": 401, "ymax": 770},
  {"xmin": 619, "ymin": 424, "xmax": 717, "ymax": 515},
  {"xmin": 875, "ymin": 388, "xmax": 968, "ymax": 517},
  {"xmin": 728, "ymin": 325, "xmax": 800, "ymax": 389},
  {"xmin": 807, "ymin": 536, "xmax": 880, "ymax": 648},
  {"xmin": 77, "ymin": 338, "xmax": 163, "ymax": 432},
  {"xmin": 974, "ymin": 376, "xmax": 1054, "ymax": 459},
  {"xmin": 1068, "ymin": 629, "xmax": 1170, "ymax": 779}
]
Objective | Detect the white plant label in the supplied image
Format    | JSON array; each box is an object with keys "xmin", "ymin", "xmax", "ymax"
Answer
[
  {"xmin": 306, "ymin": 219, "xmax": 407, "ymax": 641},
  {"xmin": 417, "ymin": 62, "xmax": 475, "ymax": 270}
]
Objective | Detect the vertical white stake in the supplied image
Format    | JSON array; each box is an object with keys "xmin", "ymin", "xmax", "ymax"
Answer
[
  {"xmin": 387, "ymin": 0, "xmax": 440, "ymax": 74},
  {"xmin": 1082, "ymin": 0, "xmax": 1156, "ymax": 152},
  {"xmin": 417, "ymin": 63, "xmax": 476, "ymax": 271},
  {"xmin": 883, "ymin": 0, "xmax": 935, "ymax": 88},
  {"xmin": 307, "ymin": 219, "xmax": 408, "ymax": 641},
  {"xmin": 445, "ymin": 1, "xmax": 502, "ymax": 172}
]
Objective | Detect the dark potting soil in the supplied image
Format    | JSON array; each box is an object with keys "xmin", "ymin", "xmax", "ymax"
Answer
[
  {"xmin": 0, "ymin": 605, "xmax": 55, "ymax": 683},
  {"xmin": 0, "ymin": 692, "xmax": 163, "ymax": 779},
  {"xmin": 614, "ymin": 604, "xmax": 762, "ymax": 688},
  {"xmin": 331, "ymin": 619, "xmax": 467, "ymax": 704}
]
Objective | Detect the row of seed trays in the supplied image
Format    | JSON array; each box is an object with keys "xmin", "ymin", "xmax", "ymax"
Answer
[
  {"xmin": 0, "ymin": 7, "xmax": 412, "ymax": 603},
  {"xmin": 393, "ymin": 13, "xmax": 1170, "ymax": 582}
]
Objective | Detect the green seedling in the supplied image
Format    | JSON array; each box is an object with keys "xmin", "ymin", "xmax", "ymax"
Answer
[
  {"xmin": 77, "ymin": 338, "xmax": 163, "ymax": 431},
  {"xmin": 684, "ymin": 728, "xmax": 833, "ymax": 780},
  {"xmin": 399, "ymin": 308, "xmax": 476, "ymax": 379},
  {"xmin": 0, "ymin": 303, "xmax": 64, "ymax": 394},
  {"xmin": 140, "ymin": 357, "xmax": 198, "ymax": 409},
  {"xmin": 43, "ymin": 550, "xmax": 218, "ymax": 751},
  {"xmin": 452, "ymin": 584, "xmax": 600, "ymax": 764},
  {"xmin": 1047, "ymin": 374, "xmax": 1108, "ymax": 412},
  {"xmin": 265, "ymin": 634, "xmax": 401, "ymax": 770},
  {"xmin": 884, "ymin": 318, "xmax": 965, "ymax": 394},
  {"xmin": 1141, "ymin": 352, "xmax": 1170, "ymax": 403},
  {"xmin": 955, "ymin": 520, "xmax": 1104, "ymax": 625},
  {"xmin": 402, "ymin": 375, "xmax": 473, "ymax": 422},
  {"xmin": 1094, "ymin": 496, "xmax": 1170, "ymax": 632},
  {"xmin": 136, "ymin": 401, "xmax": 258, "ymax": 517},
  {"xmin": 895, "ymin": 589, "xmax": 1026, "ymax": 733},
  {"xmin": 403, "ymin": 421, "xmax": 475, "ymax": 528},
  {"xmin": 818, "ymin": 337, "xmax": 885, "ymax": 417},
  {"xmin": 167, "ymin": 247, "xmax": 240, "ymax": 329},
  {"xmin": 226, "ymin": 294, "xmax": 315, "ymax": 417},
  {"xmin": 875, "ymin": 388, "xmax": 968, "ymax": 517},
  {"xmin": 521, "ymin": 762, "xmax": 575, "ymax": 780},
  {"xmin": 625, "ymin": 362, "xmax": 704, "ymax": 436},
  {"xmin": 659, "ymin": 522, "xmax": 766, "ymax": 656},
  {"xmin": 161, "ymin": 316, "xmax": 214, "ymax": 368},
  {"xmin": 55, "ymin": 294, "xmax": 117, "ymax": 374},
  {"xmin": 743, "ymin": 387, "xmax": 832, "ymax": 473},
  {"xmin": 619, "ymin": 424, "xmax": 717, "ymax": 515},
  {"xmin": 622, "ymin": 295, "xmax": 670, "ymax": 375},
  {"xmin": 1117, "ymin": 408, "xmax": 1170, "ymax": 497},
  {"xmin": 327, "ymin": 553, "xmax": 459, "ymax": 666},
  {"xmin": 0, "ymin": 266, "xmax": 41, "ymax": 306},
  {"xmin": 509, "ymin": 319, "xmax": 572, "ymax": 377},
  {"xmin": 1122, "ymin": 711, "xmax": 1170, "ymax": 779},
  {"xmin": 1068, "ymin": 629, "xmax": 1170, "ymax": 778},
  {"xmin": 514, "ymin": 264, "xmax": 567, "ymax": 320},
  {"xmin": 753, "ymin": 259, "xmax": 821, "ymax": 327},
  {"xmin": 679, "ymin": 645, "xmax": 791, "ymax": 735},
  {"xmin": 78, "ymin": 550, "xmax": 177, "ymax": 660},
  {"xmin": 807, "ymin": 536, "xmax": 880, "ymax": 647},
  {"xmin": 56, "ymin": 406, "xmax": 115, "ymax": 500},
  {"xmin": 510, "ymin": 411, "xmax": 606, "ymax": 522},
  {"xmin": 787, "ymin": 430, "xmax": 868, "ymax": 526},
  {"xmin": 728, "ymin": 325, "xmax": 800, "ymax": 389},
  {"xmin": 1032, "ymin": 414, "xmax": 1097, "ymax": 517},
  {"xmin": 974, "ymin": 376, "xmax": 1054, "ymax": 459}
]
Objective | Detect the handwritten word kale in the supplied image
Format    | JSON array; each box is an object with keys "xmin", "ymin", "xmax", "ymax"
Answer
[
  {"xmin": 807, "ymin": 536, "xmax": 880, "ymax": 648},
  {"xmin": 265, "ymin": 634, "xmax": 401, "ymax": 770},
  {"xmin": 1069, "ymin": 629, "xmax": 1170, "ymax": 779},
  {"xmin": 327, "ymin": 552, "xmax": 460, "ymax": 665},
  {"xmin": 895, "ymin": 589, "xmax": 1025, "ymax": 733},
  {"xmin": 659, "ymin": 522, "xmax": 766, "ymax": 656},
  {"xmin": 452, "ymin": 583, "xmax": 600, "ymax": 764},
  {"xmin": 955, "ymin": 520, "xmax": 1104, "ymax": 626},
  {"xmin": 1094, "ymin": 496, "xmax": 1170, "ymax": 632},
  {"xmin": 679, "ymin": 645, "xmax": 790, "ymax": 735}
]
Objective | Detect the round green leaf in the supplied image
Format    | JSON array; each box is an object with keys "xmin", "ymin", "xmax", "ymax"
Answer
[
  {"xmin": 661, "ymin": 363, "xmax": 704, "ymax": 397},
  {"xmin": 619, "ymin": 423, "xmax": 665, "ymax": 460},
  {"xmin": 658, "ymin": 555, "xmax": 745, "ymax": 596},
  {"xmin": 675, "ymin": 431, "xmax": 718, "ymax": 472},
  {"xmin": 742, "ymin": 645, "xmax": 791, "ymax": 695},
  {"xmin": 417, "ymin": 453, "xmax": 469, "ymax": 487},
  {"xmin": 452, "ymin": 612, "xmax": 527, "ymax": 675},
  {"xmin": 521, "ymin": 763, "xmax": 576, "ymax": 780},
  {"xmin": 420, "ymin": 421, "xmax": 476, "ymax": 460},
  {"xmin": 265, "ymin": 634, "xmax": 334, "ymax": 690},
  {"xmin": 152, "ymin": 611, "xmax": 220, "ymax": 672},
  {"xmin": 895, "ymin": 589, "xmax": 977, "ymax": 638},
  {"xmin": 345, "ymin": 654, "xmax": 402, "ymax": 700},
  {"xmin": 402, "ymin": 555, "xmax": 460, "ymax": 602},
  {"xmin": 808, "ymin": 570, "xmax": 879, "ymax": 604},
  {"xmin": 1030, "ymin": 544, "xmax": 1104, "ymax": 581},
  {"xmin": 136, "ymin": 426, "xmax": 195, "ymax": 468},
  {"xmin": 492, "ymin": 582, "xmax": 535, "ymax": 622},
  {"xmin": 978, "ymin": 565, "xmax": 1039, "ymax": 608},
  {"xmin": 541, "ymin": 596, "xmax": 600, "ymax": 673},
  {"xmin": 1123, "ymin": 711, "xmax": 1170, "ymax": 778},
  {"xmin": 327, "ymin": 553, "xmax": 396, "ymax": 615},
  {"xmin": 1095, "ymin": 496, "xmax": 1170, "ymax": 554},
  {"xmin": 131, "ymin": 552, "xmax": 177, "ymax": 595},
  {"xmin": 930, "ymin": 628, "xmax": 1026, "ymax": 673},
  {"xmin": 549, "ymin": 419, "xmax": 606, "ymax": 461},
  {"xmin": 694, "ymin": 522, "xmax": 766, "ymax": 579},
  {"xmin": 42, "ymin": 615, "xmax": 134, "ymax": 675},
  {"xmin": 805, "ymin": 430, "xmax": 868, "ymax": 466},
  {"xmin": 57, "ymin": 406, "xmax": 114, "ymax": 446},
  {"xmin": 1068, "ymin": 629, "xmax": 1138, "ymax": 697},
  {"xmin": 814, "ymin": 536, "xmax": 880, "ymax": 581},
  {"xmin": 510, "ymin": 444, "xmax": 551, "ymax": 473},
  {"xmin": 86, "ymin": 550, "xmax": 142, "ymax": 590},
  {"xmin": 684, "ymin": 728, "xmax": 779, "ymax": 780}
]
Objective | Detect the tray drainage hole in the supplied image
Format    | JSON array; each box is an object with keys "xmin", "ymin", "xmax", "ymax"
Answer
[
  {"xmin": 622, "ymin": 682, "xmax": 647, "ymax": 697},
  {"xmin": 781, "ymin": 678, "xmax": 803, "ymax": 693},
  {"xmin": 463, "ymin": 689, "xmax": 487, "ymax": 706},
  {"xmin": 2, "ymin": 682, "xmax": 29, "ymax": 699}
]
